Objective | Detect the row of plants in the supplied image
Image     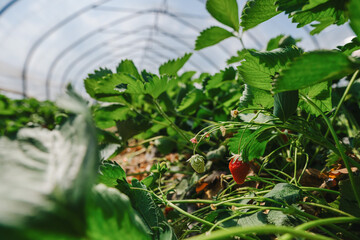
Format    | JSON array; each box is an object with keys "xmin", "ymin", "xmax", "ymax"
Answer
[
  {"xmin": 1, "ymin": 0, "xmax": 360, "ymax": 239},
  {"xmin": 0, "ymin": 94, "xmax": 64, "ymax": 136}
]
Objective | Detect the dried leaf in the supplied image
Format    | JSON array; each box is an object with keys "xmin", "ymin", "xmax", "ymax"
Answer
[
  {"xmin": 196, "ymin": 182, "xmax": 209, "ymax": 193},
  {"xmin": 330, "ymin": 167, "xmax": 358, "ymax": 175}
]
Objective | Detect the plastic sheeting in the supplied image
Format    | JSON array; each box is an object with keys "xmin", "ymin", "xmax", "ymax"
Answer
[{"xmin": 0, "ymin": 0, "xmax": 355, "ymax": 100}]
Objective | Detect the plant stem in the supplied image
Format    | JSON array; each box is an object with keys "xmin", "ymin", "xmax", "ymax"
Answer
[
  {"xmin": 300, "ymin": 186, "xmax": 340, "ymax": 195},
  {"xmin": 221, "ymin": 120, "xmax": 340, "ymax": 154},
  {"xmin": 299, "ymin": 201, "xmax": 354, "ymax": 217},
  {"xmin": 152, "ymin": 99, "xmax": 190, "ymax": 143},
  {"xmin": 168, "ymin": 201, "xmax": 225, "ymax": 229},
  {"xmin": 172, "ymin": 205, "xmax": 211, "ymax": 226},
  {"xmin": 325, "ymin": 69, "xmax": 359, "ymax": 137},
  {"xmin": 129, "ymin": 135, "xmax": 167, "ymax": 147},
  {"xmin": 266, "ymin": 168, "xmax": 293, "ymax": 180},
  {"xmin": 171, "ymin": 199, "xmax": 220, "ymax": 204},
  {"xmin": 301, "ymin": 217, "xmax": 360, "ymax": 229},
  {"xmin": 259, "ymin": 168, "xmax": 289, "ymax": 183},
  {"xmin": 290, "ymin": 206, "xmax": 355, "ymax": 239},
  {"xmin": 171, "ymin": 199, "xmax": 285, "ymax": 211},
  {"xmin": 185, "ymin": 225, "xmax": 333, "ymax": 240},
  {"xmin": 278, "ymin": 217, "xmax": 360, "ymax": 240},
  {"xmin": 164, "ymin": 198, "xmax": 223, "ymax": 230},
  {"xmin": 297, "ymin": 152, "xmax": 309, "ymax": 184},
  {"xmin": 292, "ymin": 144, "xmax": 299, "ymax": 186},
  {"xmin": 301, "ymin": 94, "xmax": 360, "ymax": 208},
  {"xmin": 207, "ymin": 212, "xmax": 241, "ymax": 233}
]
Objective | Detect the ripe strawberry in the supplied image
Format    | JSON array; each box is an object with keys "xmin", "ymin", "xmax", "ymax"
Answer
[
  {"xmin": 164, "ymin": 207, "xmax": 174, "ymax": 217},
  {"xmin": 229, "ymin": 155, "xmax": 250, "ymax": 184},
  {"xmin": 280, "ymin": 129, "xmax": 293, "ymax": 143}
]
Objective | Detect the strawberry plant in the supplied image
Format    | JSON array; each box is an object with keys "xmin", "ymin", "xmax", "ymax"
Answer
[
  {"xmin": 2, "ymin": 0, "xmax": 360, "ymax": 239},
  {"xmin": 0, "ymin": 94, "xmax": 65, "ymax": 136}
]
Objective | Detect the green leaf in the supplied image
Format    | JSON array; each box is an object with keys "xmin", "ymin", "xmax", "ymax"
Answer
[
  {"xmin": 177, "ymin": 89, "xmax": 206, "ymax": 114},
  {"xmin": 115, "ymin": 73, "xmax": 177, "ymax": 99},
  {"xmin": 159, "ymin": 53, "xmax": 192, "ymax": 76},
  {"xmin": 99, "ymin": 143, "xmax": 121, "ymax": 161},
  {"xmin": 338, "ymin": 176, "xmax": 360, "ymax": 217},
  {"xmin": 278, "ymin": 36, "xmax": 298, "ymax": 48},
  {"xmin": 154, "ymin": 137, "xmax": 176, "ymax": 155},
  {"xmin": 130, "ymin": 179, "xmax": 175, "ymax": 240},
  {"xmin": 206, "ymin": 145, "xmax": 227, "ymax": 161},
  {"xmin": 0, "ymin": 88, "xmax": 98, "ymax": 236},
  {"xmin": 97, "ymin": 128, "xmax": 122, "ymax": 146},
  {"xmin": 203, "ymin": 209, "xmax": 238, "ymax": 230},
  {"xmin": 273, "ymin": 51, "xmax": 359, "ymax": 92},
  {"xmin": 266, "ymin": 35, "xmax": 285, "ymax": 51},
  {"xmin": 267, "ymin": 35, "xmax": 299, "ymax": 50},
  {"xmin": 206, "ymin": 0, "xmax": 239, "ymax": 31},
  {"xmin": 276, "ymin": 0, "xmax": 348, "ymax": 34},
  {"xmin": 349, "ymin": 0, "xmax": 360, "ymax": 38},
  {"xmin": 116, "ymin": 59, "xmax": 142, "ymax": 80},
  {"xmin": 228, "ymin": 126, "xmax": 272, "ymax": 161},
  {"xmin": 239, "ymin": 84, "xmax": 274, "ymax": 109},
  {"xmin": 138, "ymin": 117, "xmax": 170, "ymax": 140},
  {"xmin": 299, "ymin": 81, "xmax": 332, "ymax": 116},
  {"xmin": 238, "ymin": 47, "xmax": 302, "ymax": 90},
  {"xmin": 290, "ymin": 0, "xmax": 348, "ymax": 35},
  {"xmin": 84, "ymin": 68, "xmax": 112, "ymax": 101},
  {"xmin": 337, "ymin": 37, "xmax": 360, "ymax": 56},
  {"xmin": 347, "ymin": 79, "xmax": 360, "ymax": 104},
  {"xmin": 241, "ymin": 0, "xmax": 280, "ymax": 31},
  {"xmin": 94, "ymin": 104, "xmax": 130, "ymax": 129},
  {"xmin": 226, "ymin": 49, "xmax": 252, "ymax": 64},
  {"xmin": 237, "ymin": 212, "xmax": 268, "ymax": 226},
  {"xmin": 275, "ymin": 0, "xmax": 307, "ymax": 13},
  {"xmin": 195, "ymin": 26, "xmax": 234, "ymax": 50},
  {"xmin": 87, "ymin": 184, "xmax": 150, "ymax": 240},
  {"xmin": 308, "ymin": 18, "xmax": 335, "ymax": 35},
  {"xmin": 141, "ymin": 163, "xmax": 169, "ymax": 189},
  {"xmin": 267, "ymin": 210, "xmax": 302, "ymax": 226},
  {"xmin": 238, "ymin": 113, "xmax": 274, "ymax": 124},
  {"xmin": 0, "ymin": 94, "xmax": 62, "ymax": 137},
  {"xmin": 144, "ymin": 75, "xmax": 178, "ymax": 99},
  {"xmin": 263, "ymin": 183, "xmax": 302, "ymax": 205},
  {"xmin": 115, "ymin": 112, "xmax": 152, "ymax": 142},
  {"xmin": 302, "ymin": 0, "xmax": 329, "ymax": 10},
  {"xmin": 98, "ymin": 167, "xmax": 172, "ymax": 239},
  {"xmin": 222, "ymin": 91, "xmax": 243, "ymax": 109},
  {"xmin": 273, "ymin": 90, "xmax": 299, "ymax": 122},
  {"xmin": 205, "ymin": 67, "xmax": 236, "ymax": 90},
  {"xmin": 0, "ymin": 95, "xmax": 15, "ymax": 116},
  {"xmin": 113, "ymin": 74, "xmax": 145, "ymax": 95},
  {"xmin": 84, "ymin": 70, "xmax": 139, "ymax": 103},
  {"xmin": 180, "ymin": 71, "xmax": 196, "ymax": 81},
  {"xmin": 98, "ymin": 162, "xmax": 126, "ymax": 188}
]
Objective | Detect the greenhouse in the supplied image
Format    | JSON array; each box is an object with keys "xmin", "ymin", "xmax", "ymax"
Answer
[{"xmin": 1, "ymin": 0, "xmax": 360, "ymax": 239}]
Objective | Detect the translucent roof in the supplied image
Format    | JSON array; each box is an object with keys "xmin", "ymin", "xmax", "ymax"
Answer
[{"xmin": 0, "ymin": 0, "xmax": 355, "ymax": 100}]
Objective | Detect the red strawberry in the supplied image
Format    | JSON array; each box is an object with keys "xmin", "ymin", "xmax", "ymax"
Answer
[
  {"xmin": 280, "ymin": 129, "xmax": 293, "ymax": 143},
  {"xmin": 164, "ymin": 207, "xmax": 174, "ymax": 217},
  {"xmin": 229, "ymin": 155, "xmax": 250, "ymax": 184}
]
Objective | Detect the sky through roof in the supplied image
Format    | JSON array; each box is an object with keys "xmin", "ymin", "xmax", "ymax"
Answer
[{"xmin": 0, "ymin": 0, "xmax": 355, "ymax": 100}]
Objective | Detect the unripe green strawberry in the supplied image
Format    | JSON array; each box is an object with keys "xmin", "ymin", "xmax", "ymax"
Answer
[
  {"xmin": 188, "ymin": 154, "xmax": 205, "ymax": 173},
  {"xmin": 229, "ymin": 155, "xmax": 250, "ymax": 184}
]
